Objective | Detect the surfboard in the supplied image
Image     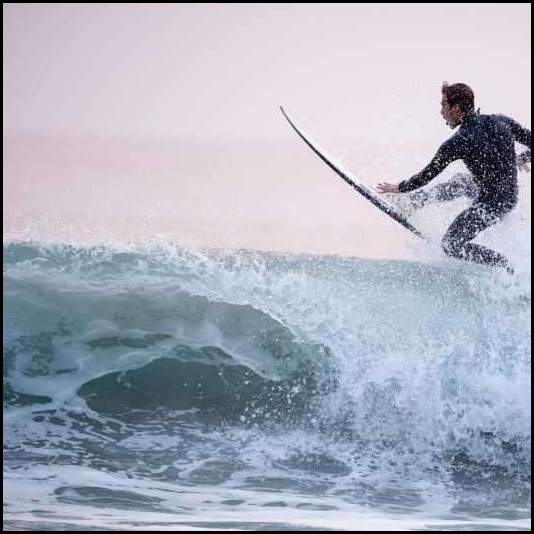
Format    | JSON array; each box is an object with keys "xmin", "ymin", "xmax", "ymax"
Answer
[{"xmin": 280, "ymin": 106, "xmax": 425, "ymax": 239}]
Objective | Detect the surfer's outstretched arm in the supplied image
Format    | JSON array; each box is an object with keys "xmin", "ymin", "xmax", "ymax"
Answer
[
  {"xmin": 377, "ymin": 137, "xmax": 461, "ymax": 195},
  {"xmin": 397, "ymin": 138, "xmax": 461, "ymax": 193}
]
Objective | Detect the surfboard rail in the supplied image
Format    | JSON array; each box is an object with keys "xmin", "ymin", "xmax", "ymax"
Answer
[{"xmin": 280, "ymin": 106, "xmax": 425, "ymax": 239}]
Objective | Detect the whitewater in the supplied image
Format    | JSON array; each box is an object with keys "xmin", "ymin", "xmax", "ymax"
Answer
[{"xmin": 2, "ymin": 240, "xmax": 530, "ymax": 531}]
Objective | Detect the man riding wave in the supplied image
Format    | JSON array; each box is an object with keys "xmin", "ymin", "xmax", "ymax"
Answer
[{"xmin": 377, "ymin": 82, "xmax": 531, "ymax": 273}]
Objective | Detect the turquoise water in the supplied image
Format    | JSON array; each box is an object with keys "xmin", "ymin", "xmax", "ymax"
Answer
[{"xmin": 3, "ymin": 241, "xmax": 531, "ymax": 530}]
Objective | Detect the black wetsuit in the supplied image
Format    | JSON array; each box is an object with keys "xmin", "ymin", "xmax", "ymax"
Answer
[{"xmin": 398, "ymin": 113, "xmax": 531, "ymax": 270}]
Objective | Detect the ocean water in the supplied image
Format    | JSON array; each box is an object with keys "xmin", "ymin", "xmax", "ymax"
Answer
[{"xmin": 3, "ymin": 241, "xmax": 531, "ymax": 531}]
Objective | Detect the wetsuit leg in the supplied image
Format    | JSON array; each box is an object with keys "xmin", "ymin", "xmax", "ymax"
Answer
[
  {"xmin": 408, "ymin": 173, "xmax": 477, "ymax": 211},
  {"xmin": 442, "ymin": 203, "xmax": 513, "ymax": 271},
  {"xmin": 433, "ymin": 173, "xmax": 477, "ymax": 202}
]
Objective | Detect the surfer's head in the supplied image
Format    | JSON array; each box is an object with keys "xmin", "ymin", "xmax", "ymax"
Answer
[{"xmin": 441, "ymin": 82, "xmax": 475, "ymax": 128}]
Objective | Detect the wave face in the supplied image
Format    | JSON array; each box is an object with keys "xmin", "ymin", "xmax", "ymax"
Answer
[{"xmin": 3, "ymin": 241, "xmax": 531, "ymax": 530}]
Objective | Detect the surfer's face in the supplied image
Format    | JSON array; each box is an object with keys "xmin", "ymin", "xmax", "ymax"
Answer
[{"xmin": 441, "ymin": 96, "xmax": 463, "ymax": 128}]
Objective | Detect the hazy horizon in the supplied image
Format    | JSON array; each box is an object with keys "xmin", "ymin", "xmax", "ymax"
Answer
[{"xmin": 3, "ymin": 3, "xmax": 531, "ymax": 259}]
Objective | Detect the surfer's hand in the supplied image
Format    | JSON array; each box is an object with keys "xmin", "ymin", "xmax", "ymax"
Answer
[
  {"xmin": 517, "ymin": 160, "xmax": 530, "ymax": 172},
  {"xmin": 376, "ymin": 182, "xmax": 400, "ymax": 194},
  {"xmin": 517, "ymin": 152, "xmax": 531, "ymax": 172}
]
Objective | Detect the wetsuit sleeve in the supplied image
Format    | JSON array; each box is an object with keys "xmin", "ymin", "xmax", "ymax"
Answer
[
  {"xmin": 502, "ymin": 116, "xmax": 531, "ymax": 149},
  {"xmin": 398, "ymin": 137, "xmax": 461, "ymax": 193}
]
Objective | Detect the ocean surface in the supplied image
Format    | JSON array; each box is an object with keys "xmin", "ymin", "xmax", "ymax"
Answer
[{"xmin": 3, "ymin": 241, "xmax": 531, "ymax": 531}]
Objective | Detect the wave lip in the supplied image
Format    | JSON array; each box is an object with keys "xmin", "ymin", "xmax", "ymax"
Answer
[{"xmin": 3, "ymin": 240, "xmax": 531, "ymax": 478}]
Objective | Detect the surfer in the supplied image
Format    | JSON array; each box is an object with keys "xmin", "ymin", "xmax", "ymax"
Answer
[{"xmin": 377, "ymin": 82, "xmax": 531, "ymax": 272}]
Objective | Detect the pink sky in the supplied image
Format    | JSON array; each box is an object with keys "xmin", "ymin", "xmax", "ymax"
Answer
[{"xmin": 3, "ymin": 4, "xmax": 531, "ymax": 258}]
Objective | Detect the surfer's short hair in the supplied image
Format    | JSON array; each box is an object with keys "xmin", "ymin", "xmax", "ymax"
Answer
[{"xmin": 441, "ymin": 82, "xmax": 475, "ymax": 113}]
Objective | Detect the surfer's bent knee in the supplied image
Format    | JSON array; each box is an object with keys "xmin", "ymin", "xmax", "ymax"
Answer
[{"xmin": 442, "ymin": 234, "xmax": 464, "ymax": 258}]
